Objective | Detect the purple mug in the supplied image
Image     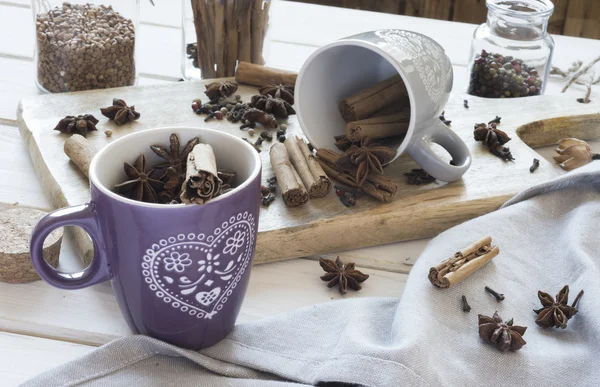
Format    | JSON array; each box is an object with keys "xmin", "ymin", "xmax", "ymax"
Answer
[{"xmin": 30, "ymin": 127, "xmax": 262, "ymax": 349}]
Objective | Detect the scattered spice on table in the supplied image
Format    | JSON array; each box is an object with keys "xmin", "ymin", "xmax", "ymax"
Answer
[
  {"xmin": 54, "ymin": 114, "xmax": 99, "ymax": 137},
  {"xmin": 485, "ymin": 286, "xmax": 505, "ymax": 302},
  {"xmin": 242, "ymin": 138, "xmax": 261, "ymax": 153},
  {"xmin": 405, "ymin": 169, "xmax": 436, "ymax": 185},
  {"xmin": 267, "ymin": 176, "xmax": 277, "ymax": 192},
  {"xmin": 474, "ymin": 122, "xmax": 514, "ymax": 161},
  {"xmin": 250, "ymin": 94, "xmax": 296, "ymax": 118},
  {"xmin": 318, "ymin": 257, "xmax": 369, "ymax": 295},
  {"xmin": 462, "ymin": 295, "xmax": 471, "ymax": 312},
  {"xmin": 468, "ymin": 50, "xmax": 542, "ymax": 98},
  {"xmin": 259, "ymin": 84, "xmax": 295, "ymax": 104},
  {"xmin": 101, "ymin": 98, "xmax": 140, "ymax": 126},
  {"xmin": 439, "ymin": 111, "xmax": 451, "ymax": 126},
  {"xmin": 463, "ymin": 99, "xmax": 469, "ymax": 109},
  {"xmin": 243, "ymin": 108, "xmax": 278, "ymax": 129},
  {"xmin": 334, "ymin": 134, "xmax": 355, "ymax": 152},
  {"xmin": 534, "ymin": 285, "xmax": 584, "ymax": 329},
  {"xmin": 260, "ymin": 131, "xmax": 273, "ymax": 142},
  {"xmin": 530, "ymin": 158, "xmax": 540, "ymax": 173},
  {"xmin": 335, "ymin": 137, "xmax": 396, "ymax": 187},
  {"xmin": 204, "ymin": 81, "xmax": 238, "ymax": 102},
  {"xmin": 553, "ymin": 138, "xmax": 600, "ymax": 171},
  {"xmin": 260, "ymin": 185, "xmax": 276, "ymax": 207},
  {"xmin": 338, "ymin": 190, "xmax": 356, "ymax": 207},
  {"xmin": 478, "ymin": 312, "xmax": 527, "ymax": 352},
  {"xmin": 104, "ymin": 130, "xmax": 113, "ymax": 138},
  {"xmin": 550, "ymin": 56, "xmax": 600, "ymax": 101}
]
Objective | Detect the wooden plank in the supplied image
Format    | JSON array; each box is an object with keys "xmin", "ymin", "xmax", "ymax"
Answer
[
  {"xmin": 0, "ymin": 332, "xmax": 94, "ymax": 387},
  {"xmin": 548, "ymin": 0, "xmax": 569, "ymax": 35},
  {"xmin": 374, "ymin": 0, "xmax": 401, "ymax": 14},
  {"xmin": 563, "ymin": 0, "xmax": 600, "ymax": 39},
  {"xmin": 0, "ymin": 125, "xmax": 52, "ymax": 209},
  {"xmin": 452, "ymin": 0, "xmax": 487, "ymax": 24},
  {"xmin": 17, "ymin": 79, "xmax": 600, "ymax": 265},
  {"xmin": 0, "ymin": 258, "xmax": 407, "ymax": 346}
]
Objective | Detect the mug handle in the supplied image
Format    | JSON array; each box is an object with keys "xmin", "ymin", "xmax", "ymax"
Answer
[
  {"xmin": 30, "ymin": 203, "xmax": 111, "ymax": 290},
  {"xmin": 407, "ymin": 118, "xmax": 472, "ymax": 182}
]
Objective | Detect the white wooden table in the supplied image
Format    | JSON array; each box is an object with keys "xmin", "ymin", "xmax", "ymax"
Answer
[{"xmin": 0, "ymin": 1, "xmax": 599, "ymax": 384}]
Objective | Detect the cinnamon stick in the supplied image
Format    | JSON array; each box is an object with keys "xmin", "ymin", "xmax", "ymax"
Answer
[
  {"xmin": 235, "ymin": 61, "xmax": 297, "ymax": 87},
  {"xmin": 285, "ymin": 136, "xmax": 331, "ymax": 198},
  {"xmin": 64, "ymin": 134, "xmax": 98, "ymax": 177},
  {"xmin": 428, "ymin": 237, "xmax": 500, "ymax": 288},
  {"xmin": 269, "ymin": 142, "xmax": 309, "ymax": 207},
  {"xmin": 237, "ymin": 1, "xmax": 253, "ymax": 64},
  {"xmin": 224, "ymin": 0, "xmax": 238, "ymax": 76},
  {"xmin": 339, "ymin": 75, "xmax": 409, "ymax": 122},
  {"xmin": 345, "ymin": 111, "xmax": 410, "ymax": 142},
  {"xmin": 180, "ymin": 144, "xmax": 223, "ymax": 204},
  {"xmin": 214, "ymin": 0, "xmax": 226, "ymax": 78},
  {"xmin": 316, "ymin": 148, "xmax": 396, "ymax": 202},
  {"xmin": 191, "ymin": 0, "xmax": 216, "ymax": 78}
]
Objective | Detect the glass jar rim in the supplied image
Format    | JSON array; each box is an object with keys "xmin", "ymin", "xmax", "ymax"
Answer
[{"xmin": 486, "ymin": 0, "xmax": 554, "ymax": 18}]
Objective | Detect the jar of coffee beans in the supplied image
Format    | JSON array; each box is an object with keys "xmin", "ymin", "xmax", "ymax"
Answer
[
  {"xmin": 32, "ymin": 1, "xmax": 139, "ymax": 93},
  {"xmin": 467, "ymin": 0, "xmax": 554, "ymax": 98}
]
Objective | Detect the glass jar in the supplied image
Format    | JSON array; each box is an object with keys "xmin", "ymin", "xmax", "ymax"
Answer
[
  {"xmin": 182, "ymin": 0, "xmax": 271, "ymax": 80},
  {"xmin": 32, "ymin": 0, "xmax": 139, "ymax": 93},
  {"xmin": 466, "ymin": 0, "xmax": 554, "ymax": 98}
]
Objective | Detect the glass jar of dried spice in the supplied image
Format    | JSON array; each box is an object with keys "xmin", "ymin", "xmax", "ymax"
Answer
[
  {"xmin": 182, "ymin": 0, "xmax": 272, "ymax": 80},
  {"xmin": 466, "ymin": 0, "xmax": 554, "ymax": 98},
  {"xmin": 32, "ymin": 0, "xmax": 139, "ymax": 93}
]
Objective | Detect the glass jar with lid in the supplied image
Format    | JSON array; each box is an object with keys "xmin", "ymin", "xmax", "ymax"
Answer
[
  {"xmin": 32, "ymin": 0, "xmax": 140, "ymax": 93},
  {"xmin": 181, "ymin": 0, "xmax": 272, "ymax": 80},
  {"xmin": 466, "ymin": 0, "xmax": 555, "ymax": 98}
]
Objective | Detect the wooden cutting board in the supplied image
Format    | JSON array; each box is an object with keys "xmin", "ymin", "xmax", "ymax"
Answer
[{"xmin": 17, "ymin": 79, "xmax": 600, "ymax": 266}]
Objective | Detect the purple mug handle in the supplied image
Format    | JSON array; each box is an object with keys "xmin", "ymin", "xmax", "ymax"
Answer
[{"xmin": 30, "ymin": 203, "xmax": 111, "ymax": 290}]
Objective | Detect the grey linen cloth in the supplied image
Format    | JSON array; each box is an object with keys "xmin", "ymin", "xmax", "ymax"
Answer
[{"xmin": 23, "ymin": 163, "xmax": 600, "ymax": 387}]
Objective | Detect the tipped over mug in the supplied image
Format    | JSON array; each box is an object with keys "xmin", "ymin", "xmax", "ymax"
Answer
[
  {"xmin": 30, "ymin": 127, "xmax": 261, "ymax": 349},
  {"xmin": 296, "ymin": 29, "xmax": 471, "ymax": 182}
]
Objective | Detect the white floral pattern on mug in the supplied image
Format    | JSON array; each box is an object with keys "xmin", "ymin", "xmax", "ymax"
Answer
[
  {"xmin": 224, "ymin": 230, "xmax": 246, "ymax": 255},
  {"xmin": 164, "ymin": 252, "xmax": 192, "ymax": 273}
]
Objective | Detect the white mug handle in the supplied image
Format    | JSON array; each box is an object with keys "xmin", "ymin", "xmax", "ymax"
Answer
[{"xmin": 407, "ymin": 118, "xmax": 471, "ymax": 182}]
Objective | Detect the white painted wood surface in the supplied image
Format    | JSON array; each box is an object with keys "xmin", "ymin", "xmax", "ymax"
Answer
[{"xmin": 0, "ymin": 1, "xmax": 599, "ymax": 385}]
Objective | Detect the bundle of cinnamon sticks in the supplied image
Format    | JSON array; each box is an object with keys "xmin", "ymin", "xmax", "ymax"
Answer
[
  {"xmin": 269, "ymin": 137, "xmax": 331, "ymax": 207},
  {"xmin": 338, "ymin": 74, "xmax": 411, "ymax": 143},
  {"xmin": 190, "ymin": 0, "xmax": 271, "ymax": 78}
]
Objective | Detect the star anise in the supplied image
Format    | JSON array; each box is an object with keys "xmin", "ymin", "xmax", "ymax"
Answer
[
  {"xmin": 319, "ymin": 257, "xmax": 369, "ymax": 295},
  {"xmin": 336, "ymin": 137, "xmax": 396, "ymax": 187},
  {"xmin": 114, "ymin": 154, "xmax": 162, "ymax": 203},
  {"xmin": 101, "ymin": 98, "xmax": 140, "ymax": 126},
  {"xmin": 150, "ymin": 133, "xmax": 200, "ymax": 173},
  {"xmin": 259, "ymin": 84, "xmax": 295, "ymax": 104},
  {"xmin": 474, "ymin": 122, "xmax": 514, "ymax": 161},
  {"xmin": 478, "ymin": 311, "xmax": 527, "ymax": 352},
  {"xmin": 250, "ymin": 94, "xmax": 296, "ymax": 118},
  {"xmin": 204, "ymin": 81, "xmax": 238, "ymax": 102},
  {"xmin": 534, "ymin": 285, "xmax": 584, "ymax": 329},
  {"xmin": 157, "ymin": 166, "xmax": 184, "ymax": 204},
  {"xmin": 405, "ymin": 169, "xmax": 436, "ymax": 185},
  {"xmin": 54, "ymin": 114, "xmax": 99, "ymax": 137}
]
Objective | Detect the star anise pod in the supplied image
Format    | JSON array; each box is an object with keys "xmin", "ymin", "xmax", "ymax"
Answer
[
  {"xmin": 242, "ymin": 108, "xmax": 278, "ymax": 129},
  {"xmin": 474, "ymin": 122, "xmax": 514, "ymax": 161},
  {"xmin": 150, "ymin": 133, "xmax": 200, "ymax": 172},
  {"xmin": 54, "ymin": 114, "xmax": 99, "ymax": 137},
  {"xmin": 259, "ymin": 84, "xmax": 295, "ymax": 104},
  {"xmin": 478, "ymin": 311, "xmax": 527, "ymax": 352},
  {"xmin": 101, "ymin": 98, "xmax": 140, "ymax": 126},
  {"xmin": 156, "ymin": 166, "xmax": 184, "ymax": 204},
  {"xmin": 114, "ymin": 154, "xmax": 162, "ymax": 203},
  {"xmin": 534, "ymin": 285, "xmax": 584, "ymax": 329},
  {"xmin": 336, "ymin": 137, "xmax": 396, "ymax": 187},
  {"xmin": 319, "ymin": 257, "xmax": 369, "ymax": 295},
  {"xmin": 204, "ymin": 81, "xmax": 238, "ymax": 102},
  {"xmin": 250, "ymin": 94, "xmax": 296, "ymax": 118}
]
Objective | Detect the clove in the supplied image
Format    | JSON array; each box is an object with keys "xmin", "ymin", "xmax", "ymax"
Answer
[
  {"xmin": 240, "ymin": 122, "xmax": 256, "ymax": 130},
  {"xmin": 464, "ymin": 99, "xmax": 469, "ymax": 109},
  {"xmin": 242, "ymin": 138, "xmax": 261, "ymax": 153},
  {"xmin": 439, "ymin": 111, "xmax": 451, "ymax": 126},
  {"xmin": 462, "ymin": 295, "xmax": 471, "ymax": 312},
  {"xmin": 530, "ymin": 158, "xmax": 540, "ymax": 173},
  {"xmin": 488, "ymin": 115, "xmax": 502, "ymax": 125},
  {"xmin": 485, "ymin": 286, "xmax": 505, "ymax": 302}
]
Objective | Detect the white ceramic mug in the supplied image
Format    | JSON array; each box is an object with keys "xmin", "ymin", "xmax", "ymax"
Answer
[{"xmin": 295, "ymin": 29, "xmax": 471, "ymax": 182}]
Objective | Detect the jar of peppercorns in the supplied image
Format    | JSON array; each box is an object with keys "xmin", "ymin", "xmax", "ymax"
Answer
[
  {"xmin": 467, "ymin": 0, "xmax": 554, "ymax": 98},
  {"xmin": 32, "ymin": 1, "xmax": 140, "ymax": 93}
]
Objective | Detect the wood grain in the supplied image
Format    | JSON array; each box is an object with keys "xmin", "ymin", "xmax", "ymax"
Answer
[
  {"xmin": 548, "ymin": 0, "xmax": 570, "ymax": 35},
  {"xmin": 563, "ymin": 0, "xmax": 600, "ymax": 39},
  {"xmin": 17, "ymin": 80, "xmax": 600, "ymax": 266},
  {"xmin": 452, "ymin": 0, "xmax": 487, "ymax": 24}
]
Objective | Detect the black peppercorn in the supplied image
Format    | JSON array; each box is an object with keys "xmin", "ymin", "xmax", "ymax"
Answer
[
  {"xmin": 277, "ymin": 129, "xmax": 285, "ymax": 137},
  {"xmin": 278, "ymin": 135, "xmax": 286, "ymax": 142}
]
